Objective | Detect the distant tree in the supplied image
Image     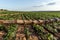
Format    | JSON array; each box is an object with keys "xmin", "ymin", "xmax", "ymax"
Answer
[{"xmin": 0, "ymin": 9, "xmax": 8, "ymax": 11}]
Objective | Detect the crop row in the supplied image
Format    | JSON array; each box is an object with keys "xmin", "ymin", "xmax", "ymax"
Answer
[
  {"xmin": 0, "ymin": 21, "xmax": 60, "ymax": 40},
  {"xmin": 0, "ymin": 11, "xmax": 60, "ymax": 40},
  {"xmin": 0, "ymin": 18, "xmax": 59, "ymax": 24},
  {"xmin": 0, "ymin": 12, "xmax": 60, "ymax": 20}
]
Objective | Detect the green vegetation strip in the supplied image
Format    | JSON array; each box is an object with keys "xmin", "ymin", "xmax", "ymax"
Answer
[{"xmin": 3, "ymin": 24, "xmax": 18, "ymax": 40}]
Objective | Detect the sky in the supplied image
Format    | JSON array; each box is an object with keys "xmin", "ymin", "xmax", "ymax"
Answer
[{"xmin": 0, "ymin": 0, "xmax": 60, "ymax": 11}]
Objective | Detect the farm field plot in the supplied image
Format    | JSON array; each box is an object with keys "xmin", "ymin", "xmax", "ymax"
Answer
[{"xmin": 0, "ymin": 11, "xmax": 60, "ymax": 40}]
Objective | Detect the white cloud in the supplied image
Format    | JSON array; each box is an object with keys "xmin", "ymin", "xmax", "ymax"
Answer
[{"xmin": 20, "ymin": 0, "xmax": 60, "ymax": 11}]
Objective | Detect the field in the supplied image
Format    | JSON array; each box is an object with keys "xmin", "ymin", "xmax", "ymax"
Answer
[{"xmin": 0, "ymin": 11, "xmax": 60, "ymax": 40}]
